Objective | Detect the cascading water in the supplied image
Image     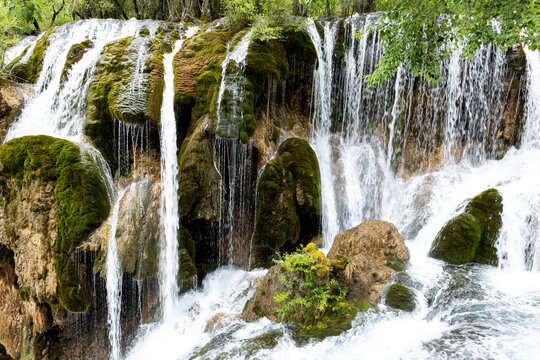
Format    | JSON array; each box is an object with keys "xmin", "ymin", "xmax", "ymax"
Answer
[
  {"xmin": 106, "ymin": 186, "xmax": 129, "ymax": 360},
  {"xmin": 158, "ymin": 26, "xmax": 198, "ymax": 320},
  {"xmin": 5, "ymin": 19, "xmax": 159, "ymax": 142},
  {"xmin": 212, "ymin": 29, "xmax": 257, "ymax": 264},
  {"xmin": 127, "ymin": 15, "xmax": 540, "ymax": 360},
  {"xmin": 306, "ymin": 19, "xmax": 341, "ymax": 247}
]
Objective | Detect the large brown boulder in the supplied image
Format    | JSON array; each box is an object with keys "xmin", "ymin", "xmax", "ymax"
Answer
[{"xmin": 328, "ymin": 220, "xmax": 410, "ymax": 304}]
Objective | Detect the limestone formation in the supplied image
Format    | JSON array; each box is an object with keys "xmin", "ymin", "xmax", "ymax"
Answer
[{"xmin": 0, "ymin": 135, "xmax": 110, "ymax": 357}]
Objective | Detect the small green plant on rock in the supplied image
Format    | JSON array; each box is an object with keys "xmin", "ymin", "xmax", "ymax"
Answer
[{"xmin": 273, "ymin": 243, "xmax": 366, "ymax": 337}]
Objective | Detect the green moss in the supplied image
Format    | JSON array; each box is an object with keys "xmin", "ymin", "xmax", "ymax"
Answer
[
  {"xmin": 179, "ymin": 225, "xmax": 195, "ymax": 260},
  {"xmin": 61, "ymin": 40, "xmax": 94, "ymax": 82},
  {"xmin": 242, "ymin": 331, "xmax": 282, "ymax": 354},
  {"xmin": 0, "ymin": 135, "xmax": 110, "ymax": 312},
  {"xmin": 252, "ymin": 138, "xmax": 321, "ymax": 253},
  {"xmin": 139, "ymin": 28, "xmax": 150, "ymax": 37},
  {"xmin": 175, "ymin": 92, "xmax": 196, "ymax": 108},
  {"xmin": 173, "ymin": 29, "xmax": 232, "ymax": 135},
  {"xmin": 385, "ymin": 284, "xmax": 415, "ymax": 312},
  {"xmin": 33, "ymin": 326, "xmax": 61, "ymax": 360},
  {"xmin": 85, "ymin": 34, "xmax": 166, "ymax": 166},
  {"xmin": 55, "ymin": 255, "xmax": 91, "ymax": 312},
  {"xmin": 18, "ymin": 286, "xmax": 30, "ymax": 301},
  {"xmin": 429, "ymin": 188, "xmax": 503, "ymax": 265}
]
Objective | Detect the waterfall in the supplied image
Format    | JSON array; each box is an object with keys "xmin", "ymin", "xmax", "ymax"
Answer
[
  {"xmin": 158, "ymin": 26, "xmax": 198, "ymax": 320},
  {"xmin": 106, "ymin": 186, "xmax": 129, "ymax": 360},
  {"xmin": 3, "ymin": 15, "xmax": 540, "ymax": 360},
  {"xmin": 5, "ymin": 19, "xmax": 159, "ymax": 142},
  {"xmin": 306, "ymin": 19, "xmax": 341, "ymax": 247}
]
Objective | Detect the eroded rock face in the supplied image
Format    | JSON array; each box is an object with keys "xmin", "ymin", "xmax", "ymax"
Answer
[
  {"xmin": 0, "ymin": 80, "xmax": 31, "ymax": 143},
  {"xmin": 85, "ymin": 32, "xmax": 170, "ymax": 167},
  {"xmin": 429, "ymin": 188, "xmax": 503, "ymax": 265},
  {"xmin": 0, "ymin": 135, "xmax": 110, "ymax": 357},
  {"xmin": 92, "ymin": 177, "xmax": 161, "ymax": 280},
  {"xmin": 60, "ymin": 40, "xmax": 94, "ymax": 82},
  {"xmin": 250, "ymin": 138, "xmax": 322, "ymax": 268}
]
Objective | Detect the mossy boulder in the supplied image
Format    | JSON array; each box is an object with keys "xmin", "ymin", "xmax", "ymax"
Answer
[
  {"xmin": 428, "ymin": 188, "xmax": 503, "ymax": 266},
  {"xmin": 385, "ymin": 284, "xmax": 415, "ymax": 312},
  {"xmin": 251, "ymin": 138, "xmax": 321, "ymax": 267},
  {"xmin": 85, "ymin": 35, "xmax": 166, "ymax": 167},
  {"xmin": 177, "ymin": 117, "xmax": 221, "ymax": 275},
  {"xmin": 0, "ymin": 135, "xmax": 110, "ymax": 312},
  {"xmin": 60, "ymin": 40, "xmax": 94, "ymax": 82},
  {"xmin": 178, "ymin": 117, "xmax": 220, "ymax": 220},
  {"xmin": 6, "ymin": 29, "xmax": 55, "ymax": 83}
]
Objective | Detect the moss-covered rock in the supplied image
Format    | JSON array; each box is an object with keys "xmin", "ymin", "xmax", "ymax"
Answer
[
  {"xmin": 385, "ymin": 284, "xmax": 415, "ymax": 312},
  {"xmin": 178, "ymin": 118, "xmax": 220, "ymax": 219},
  {"xmin": 179, "ymin": 249, "xmax": 197, "ymax": 289},
  {"xmin": 6, "ymin": 29, "xmax": 55, "ymax": 83},
  {"xmin": 428, "ymin": 188, "xmax": 503, "ymax": 266},
  {"xmin": 60, "ymin": 40, "xmax": 94, "ymax": 82},
  {"xmin": 85, "ymin": 35, "xmax": 166, "ymax": 166},
  {"xmin": 0, "ymin": 135, "xmax": 110, "ymax": 312},
  {"xmin": 251, "ymin": 138, "xmax": 321, "ymax": 267}
]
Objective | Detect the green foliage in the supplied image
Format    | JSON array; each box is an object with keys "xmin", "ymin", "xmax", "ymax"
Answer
[
  {"xmin": 8, "ymin": 0, "xmax": 44, "ymax": 25},
  {"xmin": 273, "ymin": 245, "xmax": 361, "ymax": 336},
  {"xmin": 368, "ymin": 0, "xmax": 540, "ymax": 85},
  {"xmin": 0, "ymin": 2, "xmax": 22, "ymax": 79},
  {"xmin": 298, "ymin": 0, "xmax": 341, "ymax": 17},
  {"xmin": 221, "ymin": 0, "xmax": 257, "ymax": 31}
]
